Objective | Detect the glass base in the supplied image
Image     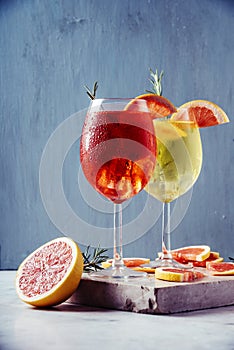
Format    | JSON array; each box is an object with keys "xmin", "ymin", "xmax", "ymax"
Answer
[
  {"xmin": 143, "ymin": 258, "xmax": 193, "ymax": 269},
  {"xmin": 88, "ymin": 266, "xmax": 147, "ymax": 281}
]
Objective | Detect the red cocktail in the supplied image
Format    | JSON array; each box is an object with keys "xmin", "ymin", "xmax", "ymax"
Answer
[{"xmin": 80, "ymin": 99, "xmax": 156, "ymax": 279}]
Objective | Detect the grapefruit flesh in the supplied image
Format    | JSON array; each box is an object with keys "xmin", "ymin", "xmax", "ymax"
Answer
[
  {"xmin": 127, "ymin": 93, "xmax": 177, "ymax": 119},
  {"xmin": 16, "ymin": 237, "xmax": 83, "ymax": 307},
  {"xmin": 171, "ymin": 100, "xmax": 229, "ymax": 127}
]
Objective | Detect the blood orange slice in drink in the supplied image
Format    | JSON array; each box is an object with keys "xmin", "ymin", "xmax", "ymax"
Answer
[
  {"xmin": 16, "ymin": 237, "xmax": 83, "ymax": 307},
  {"xmin": 206, "ymin": 262, "xmax": 234, "ymax": 276},
  {"xmin": 126, "ymin": 93, "xmax": 177, "ymax": 119},
  {"xmin": 155, "ymin": 267, "xmax": 205, "ymax": 282},
  {"xmin": 171, "ymin": 100, "xmax": 229, "ymax": 127}
]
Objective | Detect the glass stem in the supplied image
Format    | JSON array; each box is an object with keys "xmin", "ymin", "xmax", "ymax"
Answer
[
  {"xmin": 113, "ymin": 203, "xmax": 124, "ymax": 269},
  {"xmin": 161, "ymin": 202, "xmax": 173, "ymax": 260}
]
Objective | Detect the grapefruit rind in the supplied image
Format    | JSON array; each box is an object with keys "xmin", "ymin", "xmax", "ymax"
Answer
[
  {"xmin": 171, "ymin": 100, "xmax": 229, "ymax": 127},
  {"xmin": 15, "ymin": 237, "xmax": 83, "ymax": 307},
  {"xmin": 155, "ymin": 267, "xmax": 205, "ymax": 282}
]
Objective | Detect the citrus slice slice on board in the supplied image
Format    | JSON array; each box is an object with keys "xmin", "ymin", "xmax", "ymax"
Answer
[
  {"xmin": 132, "ymin": 266, "xmax": 156, "ymax": 274},
  {"xmin": 101, "ymin": 257, "xmax": 150, "ymax": 269},
  {"xmin": 164, "ymin": 250, "xmax": 222, "ymax": 267},
  {"xmin": 192, "ymin": 252, "xmax": 223, "ymax": 267},
  {"xmin": 126, "ymin": 93, "xmax": 177, "ymax": 119},
  {"xmin": 169, "ymin": 245, "xmax": 211, "ymax": 262},
  {"xmin": 206, "ymin": 262, "xmax": 234, "ymax": 276},
  {"xmin": 16, "ymin": 237, "xmax": 83, "ymax": 307},
  {"xmin": 155, "ymin": 267, "xmax": 205, "ymax": 282},
  {"xmin": 171, "ymin": 100, "xmax": 229, "ymax": 127}
]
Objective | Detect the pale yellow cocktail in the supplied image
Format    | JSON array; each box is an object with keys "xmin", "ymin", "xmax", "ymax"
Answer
[{"xmin": 145, "ymin": 119, "xmax": 203, "ymax": 203}]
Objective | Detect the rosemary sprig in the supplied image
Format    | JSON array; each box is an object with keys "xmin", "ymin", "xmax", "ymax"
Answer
[
  {"xmin": 82, "ymin": 245, "xmax": 109, "ymax": 272},
  {"xmin": 145, "ymin": 68, "xmax": 164, "ymax": 96},
  {"xmin": 84, "ymin": 81, "xmax": 98, "ymax": 100}
]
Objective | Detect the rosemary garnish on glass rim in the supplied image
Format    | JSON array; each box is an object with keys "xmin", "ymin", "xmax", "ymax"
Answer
[
  {"xmin": 84, "ymin": 81, "xmax": 98, "ymax": 100},
  {"xmin": 145, "ymin": 68, "xmax": 164, "ymax": 96}
]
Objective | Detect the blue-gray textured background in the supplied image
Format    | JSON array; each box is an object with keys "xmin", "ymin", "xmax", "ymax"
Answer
[{"xmin": 0, "ymin": 0, "xmax": 233, "ymax": 269}]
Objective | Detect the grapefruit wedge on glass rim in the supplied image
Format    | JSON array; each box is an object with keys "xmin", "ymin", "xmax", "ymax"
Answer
[
  {"xmin": 16, "ymin": 237, "xmax": 83, "ymax": 307},
  {"xmin": 126, "ymin": 93, "xmax": 177, "ymax": 119},
  {"xmin": 171, "ymin": 99, "xmax": 229, "ymax": 127}
]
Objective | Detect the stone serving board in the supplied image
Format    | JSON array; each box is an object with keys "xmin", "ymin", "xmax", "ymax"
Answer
[{"xmin": 68, "ymin": 273, "xmax": 234, "ymax": 314}]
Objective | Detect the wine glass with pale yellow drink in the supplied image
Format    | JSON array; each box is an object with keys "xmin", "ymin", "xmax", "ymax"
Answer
[
  {"xmin": 131, "ymin": 69, "xmax": 229, "ymax": 269},
  {"xmin": 145, "ymin": 111, "xmax": 203, "ymax": 268}
]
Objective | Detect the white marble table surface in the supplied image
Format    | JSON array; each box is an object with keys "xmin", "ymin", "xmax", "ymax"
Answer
[{"xmin": 1, "ymin": 271, "xmax": 234, "ymax": 350}]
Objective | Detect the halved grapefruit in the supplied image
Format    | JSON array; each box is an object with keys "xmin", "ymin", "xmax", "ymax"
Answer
[
  {"xmin": 126, "ymin": 93, "xmax": 177, "ymax": 119},
  {"xmin": 16, "ymin": 237, "xmax": 83, "ymax": 307},
  {"xmin": 155, "ymin": 267, "xmax": 205, "ymax": 282},
  {"xmin": 101, "ymin": 257, "xmax": 150, "ymax": 269},
  {"xmin": 206, "ymin": 262, "xmax": 234, "ymax": 276},
  {"xmin": 171, "ymin": 100, "xmax": 229, "ymax": 127}
]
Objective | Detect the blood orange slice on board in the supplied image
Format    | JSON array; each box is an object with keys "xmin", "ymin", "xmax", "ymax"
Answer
[
  {"xmin": 16, "ymin": 237, "xmax": 83, "ymax": 307},
  {"xmin": 171, "ymin": 100, "xmax": 229, "ymax": 127},
  {"xmin": 126, "ymin": 93, "xmax": 177, "ymax": 119},
  {"xmin": 192, "ymin": 252, "xmax": 223, "ymax": 267},
  {"xmin": 170, "ymin": 245, "xmax": 211, "ymax": 262},
  {"xmin": 206, "ymin": 262, "xmax": 234, "ymax": 276},
  {"xmin": 101, "ymin": 257, "xmax": 150, "ymax": 269},
  {"xmin": 155, "ymin": 267, "xmax": 205, "ymax": 282}
]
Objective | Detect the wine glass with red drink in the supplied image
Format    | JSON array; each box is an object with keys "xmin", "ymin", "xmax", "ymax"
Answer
[{"xmin": 80, "ymin": 98, "xmax": 156, "ymax": 279}]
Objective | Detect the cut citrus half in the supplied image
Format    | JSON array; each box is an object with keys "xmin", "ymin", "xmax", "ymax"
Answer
[
  {"xmin": 206, "ymin": 262, "xmax": 234, "ymax": 276},
  {"xmin": 155, "ymin": 267, "xmax": 205, "ymax": 282},
  {"xmin": 171, "ymin": 100, "xmax": 229, "ymax": 127},
  {"xmin": 16, "ymin": 237, "xmax": 83, "ymax": 307},
  {"xmin": 126, "ymin": 93, "xmax": 177, "ymax": 119},
  {"xmin": 170, "ymin": 245, "xmax": 210, "ymax": 262},
  {"xmin": 101, "ymin": 257, "xmax": 150, "ymax": 269}
]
